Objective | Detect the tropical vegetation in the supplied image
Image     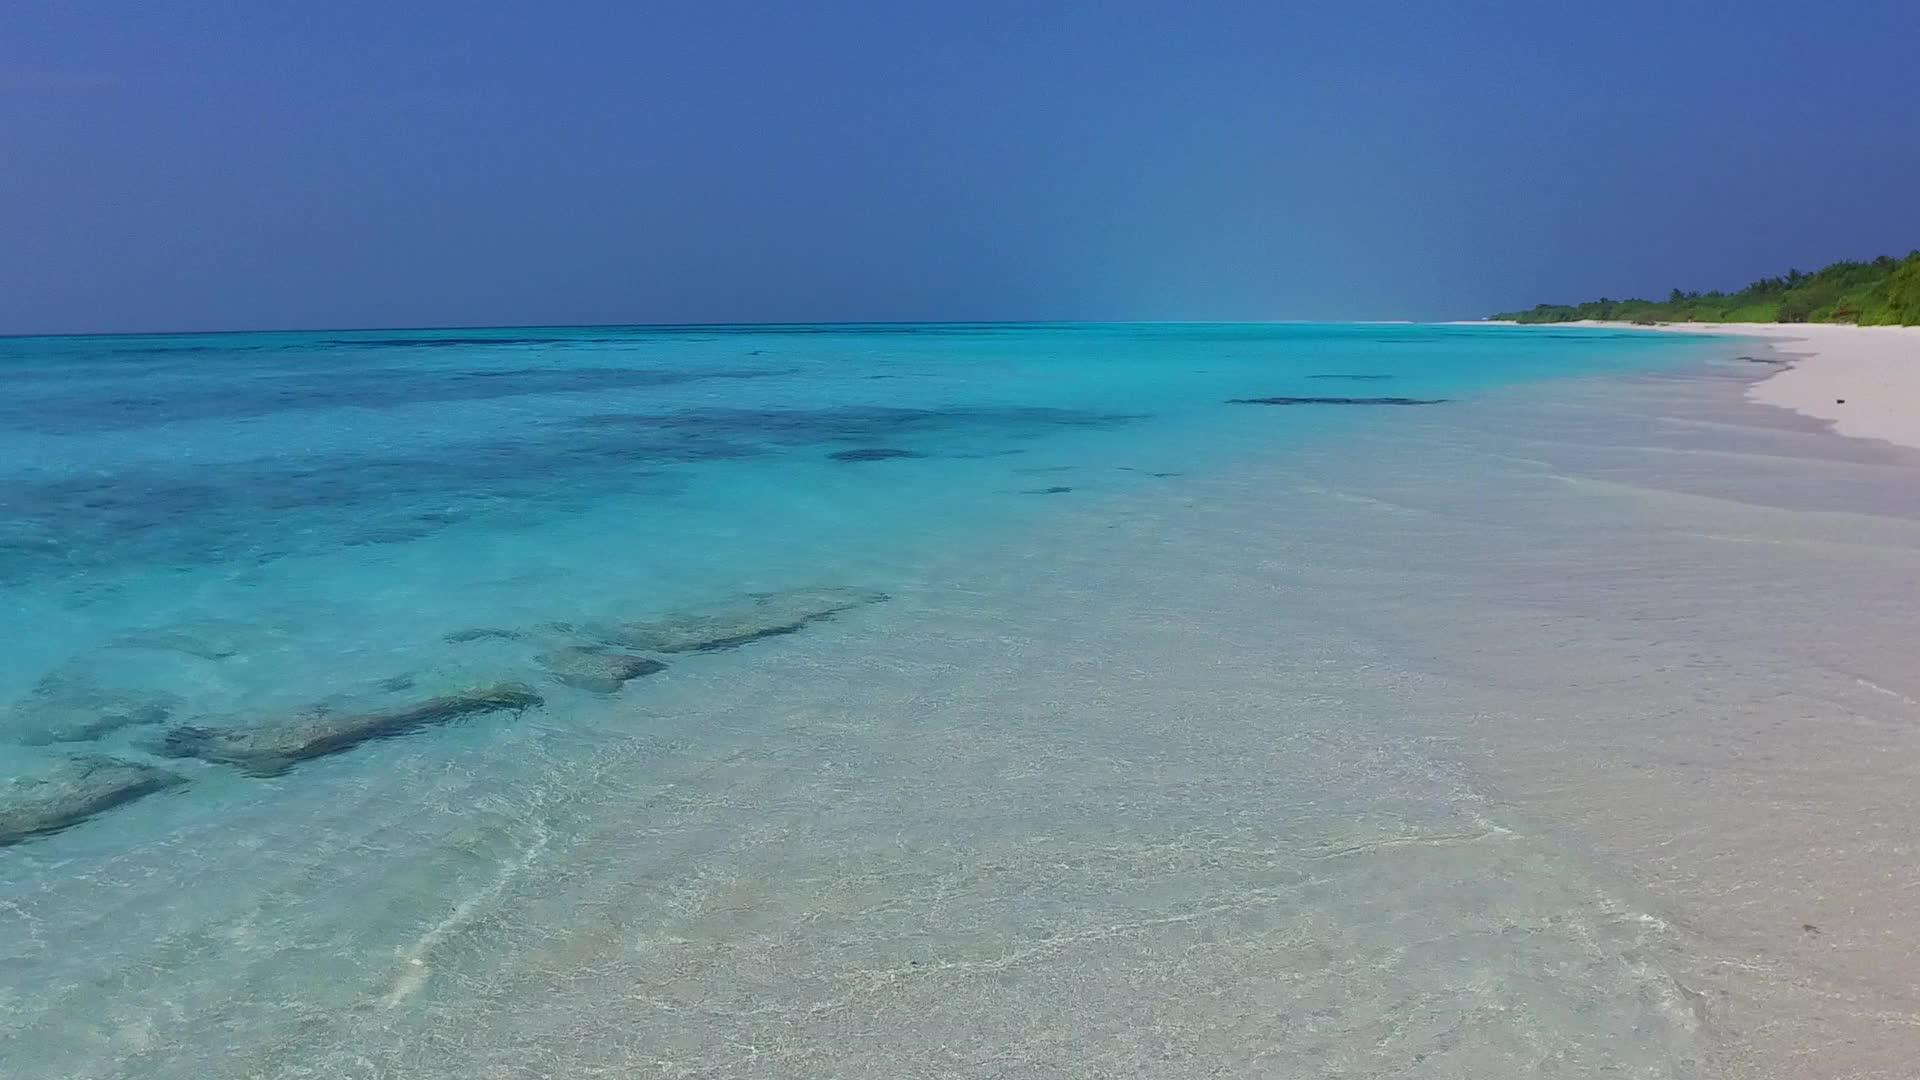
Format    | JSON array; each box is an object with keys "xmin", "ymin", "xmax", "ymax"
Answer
[{"xmin": 1493, "ymin": 251, "xmax": 1920, "ymax": 326}]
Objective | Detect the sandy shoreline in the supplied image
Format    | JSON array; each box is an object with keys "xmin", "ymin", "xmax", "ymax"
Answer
[
  {"xmin": 1531, "ymin": 322, "xmax": 1920, "ymax": 451},
  {"xmin": 1269, "ymin": 348, "xmax": 1920, "ymax": 1077}
]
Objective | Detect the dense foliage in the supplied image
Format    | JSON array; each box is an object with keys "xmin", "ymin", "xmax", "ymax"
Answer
[{"xmin": 1493, "ymin": 252, "xmax": 1920, "ymax": 326}]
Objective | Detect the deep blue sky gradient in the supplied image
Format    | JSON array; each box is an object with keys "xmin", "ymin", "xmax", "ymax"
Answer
[{"xmin": 4, "ymin": 1, "xmax": 1917, "ymax": 333}]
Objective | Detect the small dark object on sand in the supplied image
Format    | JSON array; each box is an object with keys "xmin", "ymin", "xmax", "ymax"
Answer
[
  {"xmin": 1229, "ymin": 396, "xmax": 1446, "ymax": 406},
  {"xmin": 1836, "ymin": 399, "xmax": 1846, "ymax": 405},
  {"xmin": 540, "ymin": 646, "xmax": 666, "ymax": 693},
  {"xmin": 0, "ymin": 756, "xmax": 187, "ymax": 846},
  {"xmin": 159, "ymin": 683, "xmax": 543, "ymax": 776},
  {"xmin": 829, "ymin": 448, "xmax": 925, "ymax": 462}
]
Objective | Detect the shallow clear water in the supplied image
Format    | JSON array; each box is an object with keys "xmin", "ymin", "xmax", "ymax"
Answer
[
  {"xmin": 0, "ymin": 323, "xmax": 1720, "ymax": 1077},
  {"xmin": 0, "ymin": 323, "xmax": 1698, "ymax": 746}
]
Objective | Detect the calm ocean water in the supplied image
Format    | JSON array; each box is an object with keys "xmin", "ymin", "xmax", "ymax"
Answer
[{"xmin": 0, "ymin": 323, "xmax": 1719, "ymax": 1077}]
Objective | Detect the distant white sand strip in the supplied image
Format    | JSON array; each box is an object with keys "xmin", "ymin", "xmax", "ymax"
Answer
[{"xmin": 1542, "ymin": 322, "xmax": 1920, "ymax": 451}]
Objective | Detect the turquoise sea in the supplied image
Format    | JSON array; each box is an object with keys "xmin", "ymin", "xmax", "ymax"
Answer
[{"xmin": 1, "ymin": 323, "xmax": 1724, "ymax": 1077}]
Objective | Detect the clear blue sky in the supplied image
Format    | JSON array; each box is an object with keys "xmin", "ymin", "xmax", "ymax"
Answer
[{"xmin": 4, "ymin": 1, "xmax": 1917, "ymax": 333}]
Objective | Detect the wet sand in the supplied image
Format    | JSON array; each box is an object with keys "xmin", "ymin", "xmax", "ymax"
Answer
[{"xmin": 1298, "ymin": 337, "xmax": 1920, "ymax": 1077}]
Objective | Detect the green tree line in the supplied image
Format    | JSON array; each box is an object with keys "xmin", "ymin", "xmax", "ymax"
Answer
[{"xmin": 1493, "ymin": 251, "xmax": 1920, "ymax": 326}]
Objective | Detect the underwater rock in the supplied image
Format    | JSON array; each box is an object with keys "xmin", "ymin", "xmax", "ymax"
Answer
[
  {"xmin": 828, "ymin": 448, "xmax": 925, "ymax": 462},
  {"xmin": 9, "ymin": 673, "xmax": 177, "ymax": 745},
  {"xmin": 597, "ymin": 586, "xmax": 889, "ymax": 653},
  {"xmin": 443, "ymin": 627, "xmax": 526, "ymax": 644},
  {"xmin": 115, "ymin": 619, "xmax": 276, "ymax": 660},
  {"xmin": 539, "ymin": 646, "xmax": 667, "ymax": 693},
  {"xmin": 1228, "ymin": 396, "xmax": 1447, "ymax": 406},
  {"xmin": 158, "ymin": 682, "xmax": 543, "ymax": 776},
  {"xmin": 0, "ymin": 756, "xmax": 187, "ymax": 846}
]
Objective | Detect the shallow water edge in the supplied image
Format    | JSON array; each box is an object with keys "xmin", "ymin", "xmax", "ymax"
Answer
[{"xmin": 0, "ymin": 324, "xmax": 1777, "ymax": 1078}]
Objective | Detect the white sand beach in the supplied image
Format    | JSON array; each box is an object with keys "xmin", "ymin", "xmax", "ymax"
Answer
[
  {"xmin": 1738, "ymin": 325, "xmax": 1920, "ymax": 450},
  {"xmin": 1560, "ymin": 322, "xmax": 1920, "ymax": 451}
]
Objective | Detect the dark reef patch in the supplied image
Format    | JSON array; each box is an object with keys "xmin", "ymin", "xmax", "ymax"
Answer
[
  {"xmin": 0, "ymin": 398, "xmax": 1146, "ymax": 588},
  {"xmin": 3, "ymin": 365, "xmax": 793, "ymax": 436},
  {"xmin": 0, "ymin": 756, "xmax": 187, "ymax": 846},
  {"xmin": 539, "ymin": 647, "xmax": 667, "ymax": 693},
  {"xmin": 829, "ymin": 448, "xmax": 926, "ymax": 462},
  {"xmin": 0, "ymin": 437, "xmax": 684, "ymax": 585},
  {"xmin": 581, "ymin": 405, "xmax": 1144, "ymax": 447},
  {"xmin": 114, "ymin": 619, "xmax": 271, "ymax": 660},
  {"xmin": 158, "ymin": 683, "xmax": 543, "ymax": 776},
  {"xmin": 596, "ymin": 587, "xmax": 888, "ymax": 654},
  {"xmin": 315, "ymin": 336, "xmax": 591, "ymax": 349},
  {"xmin": 1229, "ymin": 396, "xmax": 1446, "ymax": 406},
  {"xmin": 8, "ymin": 673, "xmax": 177, "ymax": 746},
  {"xmin": 443, "ymin": 628, "xmax": 526, "ymax": 644}
]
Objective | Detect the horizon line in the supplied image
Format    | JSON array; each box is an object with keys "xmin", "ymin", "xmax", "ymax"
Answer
[{"xmin": 0, "ymin": 317, "xmax": 1456, "ymax": 342}]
